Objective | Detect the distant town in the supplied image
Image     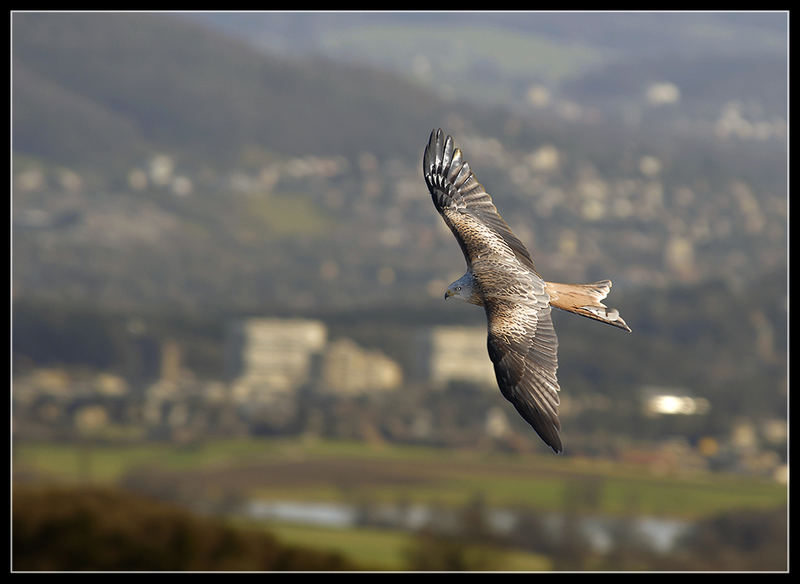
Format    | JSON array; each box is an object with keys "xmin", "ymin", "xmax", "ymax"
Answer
[
  {"xmin": 13, "ymin": 102, "xmax": 787, "ymax": 313},
  {"xmin": 13, "ymin": 317, "xmax": 787, "ymax": 485}
]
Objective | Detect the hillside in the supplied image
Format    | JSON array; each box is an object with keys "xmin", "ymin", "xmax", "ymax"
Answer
[
  {"xmin": 12, "ymin": 12, "xmax": 464, "ymax": 170},
  {"xmin": 13, "ymin": 12, "xmax": 787, "ymax": 312},
  {"xmin": 191, "ymin": 12, "xmax": 787, "ymax": 118}
]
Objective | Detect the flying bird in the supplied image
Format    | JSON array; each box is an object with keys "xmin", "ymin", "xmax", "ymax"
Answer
[{"xmin": 423, "ymin": 128, "xmax": 631, "ymax": 453}]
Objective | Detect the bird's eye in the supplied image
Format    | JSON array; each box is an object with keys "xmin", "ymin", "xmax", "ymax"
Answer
[{"xmin": 456, "ymin": 286, "xmax": 462, "ymax": 292}]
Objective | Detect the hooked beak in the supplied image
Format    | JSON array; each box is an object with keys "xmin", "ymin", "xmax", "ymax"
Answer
[{"xmin": 444, "ymin": 289, "xmax": 454, "ymax": 300}]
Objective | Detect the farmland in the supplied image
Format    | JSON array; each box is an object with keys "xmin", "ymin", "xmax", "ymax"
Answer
[{"xmin": 14, "ymin": 436, "xmax": 785, "ymax": 520}]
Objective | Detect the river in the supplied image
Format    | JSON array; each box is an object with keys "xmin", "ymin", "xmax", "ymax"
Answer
[{"xmin": 243, "ymin": 499, "xmax": 691, "ymax": 554}]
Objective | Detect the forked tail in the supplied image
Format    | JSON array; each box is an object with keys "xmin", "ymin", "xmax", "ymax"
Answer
[{"xmin": 544, "ymin": 280, "xmax": 631, "ymax": 332}]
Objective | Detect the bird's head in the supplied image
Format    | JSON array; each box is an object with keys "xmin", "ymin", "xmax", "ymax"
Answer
[
  {"xmin": 443, "ymin": 285, "xmax": 461, "ymax": 300},
  {"xmin": 445, "ymin": 272, "xmax": 481, "ymax": 305}
]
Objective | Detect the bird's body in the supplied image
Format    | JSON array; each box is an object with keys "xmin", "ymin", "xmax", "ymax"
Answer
[{"xmin": 423, "ymin": 129, "xmax": 630, "ymax": 453}]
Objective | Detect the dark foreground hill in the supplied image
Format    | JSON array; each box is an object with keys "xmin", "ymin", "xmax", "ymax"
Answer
[{"xmin": 13, "ymin": 484, "xmax": 357, "ymax": 571}]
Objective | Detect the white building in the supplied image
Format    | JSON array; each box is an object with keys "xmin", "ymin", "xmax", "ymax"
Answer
[
  {"xmin": 226, "ymin": 318, "xmax": 327, "ymax": 403},
  {"xmin": 415, "ymin": 326, "xmax": 496, "ymax": 389},
  {"xmin": 318, "ymin": 338, "xmax": 402, "ymax": 396}
]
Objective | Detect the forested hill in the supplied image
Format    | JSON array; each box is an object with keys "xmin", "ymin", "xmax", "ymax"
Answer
[
  {"xmin": 12, "ymin": 12, "xmax": 466, "ymax": 171},
  {"xmin": 12, "ymin": 12, "xmax": 786, "ymax": 319}
]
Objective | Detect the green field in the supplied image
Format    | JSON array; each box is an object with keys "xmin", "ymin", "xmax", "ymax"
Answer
[
  {"xmin": 14, "ymin": 436, "xmax": 786, "ymax": 520},
  {"xmin": 241, "ymin": 520, "xmax": 550, "ymax": 571},
  {"xmin": 323, "ymin": 24, "xmax": 611, "ymax": 74},
  {"xmin": 319, "ymin": 23, "xmax": 616, "ymax": 106}
]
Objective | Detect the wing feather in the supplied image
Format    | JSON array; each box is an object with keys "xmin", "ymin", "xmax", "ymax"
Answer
[
  {"xmin": 486, "ymin": 300, "xmax": 563, "ymax": 453},
  {"xmin": 423, "ymin": 129, "xmax": 539, "ymax": 275}
]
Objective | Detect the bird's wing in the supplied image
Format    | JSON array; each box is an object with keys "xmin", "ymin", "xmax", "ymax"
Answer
[
  {"xmin": 423, "ymin": 128, "xmax": 540, "ymax": 275},
  {"xmin": 486, "ymin": 298, "xmax": 563, "ymax": 453}
]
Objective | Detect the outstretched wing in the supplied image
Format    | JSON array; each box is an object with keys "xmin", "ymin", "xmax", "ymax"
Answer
[
  {"xmin": 423, "ymin": 128, "xmax": 540, "ymax": 276},
  {"xmin": 486, "ymin": 299, "xmax": 563, "ymax": 453}
]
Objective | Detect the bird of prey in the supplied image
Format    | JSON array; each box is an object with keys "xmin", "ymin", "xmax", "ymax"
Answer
[{"xmin": 423, "ymin": 128, "xmax": 631, "ymax": 453}]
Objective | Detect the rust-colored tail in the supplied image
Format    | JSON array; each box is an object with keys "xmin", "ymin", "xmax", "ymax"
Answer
[{"xmin": 544, "ymin": 280, "xmax": 631, "ymax": 332}]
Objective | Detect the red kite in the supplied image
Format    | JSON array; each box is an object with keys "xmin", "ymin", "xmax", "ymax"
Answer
[{"xmin": 424, "ymin": 129, "xmax": 630, "ymax": 453}]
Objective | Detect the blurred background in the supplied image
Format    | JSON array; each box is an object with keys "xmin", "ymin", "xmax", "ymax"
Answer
[{"xmin": 12, "ymin": 11, "xmax": 787, "ymax": 571}]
